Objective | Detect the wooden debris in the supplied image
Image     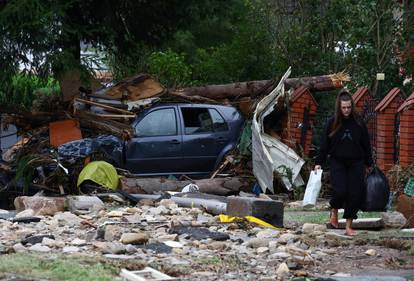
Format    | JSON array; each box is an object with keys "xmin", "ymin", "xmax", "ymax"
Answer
[{"xmin": 75, "ymin": 98, "xmax": 134, "ymax": 115}]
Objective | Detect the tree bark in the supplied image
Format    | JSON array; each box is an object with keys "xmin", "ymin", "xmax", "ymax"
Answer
[
  {"xmin": 171, "ymin": 73, "xmax": 349, "ymax": 100},
  {"xmin": 120, "ymin": 177, "xmax": 250, "ymax": 196}
]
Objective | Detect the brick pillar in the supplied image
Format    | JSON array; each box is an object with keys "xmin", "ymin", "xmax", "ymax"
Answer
[
  {"xmin": 398, "ymin": 92, "xmax": 414, "ymax": 167},
  {"xmin": 375, "ymin": 88, "xmax": 404, "ymax": 172},
  {"xmin": 288, "ymin": 87, "xmax": 318, "ymax": 156}
]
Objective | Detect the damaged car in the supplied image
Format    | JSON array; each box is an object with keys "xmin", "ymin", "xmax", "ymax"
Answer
[{"xmin": 124, "ymin": 103, "xmax": 244, "ymax": 176}]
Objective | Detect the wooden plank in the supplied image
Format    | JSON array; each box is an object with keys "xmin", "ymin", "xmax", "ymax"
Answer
[{"xmin": 75, "ymin": 98, "xmax": 134, "ymax": 115}]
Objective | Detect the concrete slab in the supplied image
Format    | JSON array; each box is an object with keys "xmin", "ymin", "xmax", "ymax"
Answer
[
  {"xmin": 226, "ymin": 197, "xmax": 283, "ymax": 227},
  {"xmin": 326, "ymin": 218, "xmax": 384, "ymax": 229}
]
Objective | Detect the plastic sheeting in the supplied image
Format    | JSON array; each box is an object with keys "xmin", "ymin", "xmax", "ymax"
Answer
[{"xmin": 77, "ymin": 161, "xmax": 120, "ymax": 190}]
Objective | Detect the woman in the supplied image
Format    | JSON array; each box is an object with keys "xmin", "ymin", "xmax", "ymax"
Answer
[{"xmin": 314, "ymin": 89, "xmax": 373, "ymax": 236}]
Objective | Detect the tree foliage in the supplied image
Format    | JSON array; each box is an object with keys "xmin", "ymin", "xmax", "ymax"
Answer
[{"xmin": 0, "ymin": 0, "xmax": 413, "ymax": 106}]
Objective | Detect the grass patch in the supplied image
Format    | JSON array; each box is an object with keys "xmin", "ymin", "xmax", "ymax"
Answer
[
  {"xmin": 0, "ymin": 253, "xmax": 118, "ymax": 281},
  {"xmin": 284, "ymin": 210, "xmax": 385, "ymax": 225}
]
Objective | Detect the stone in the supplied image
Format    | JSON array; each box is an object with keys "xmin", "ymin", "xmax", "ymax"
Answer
[
  {"xmin": 107, "ymin": 210, "xmax": 124, "ymax": 217},
  {"xmin": 120, "ymin": 233, "xmax": 149, "ymax": 245},
  {"xmin": 381, "ymin": 211, "xmax": 407, "ymax": 228},
  {"xmin": 327, "ymin": 218, "xmax": 384, "ymax": 229},
  {"xmin": 29, "ymin": 244, "xmax": 51, "ymax": 252},
  {"xmin": 13, "ymin": 243, "xmax": 26, "ymax": 253},
  {"xmin": 169, "ymin": 226, "xmax": 229, "ymax": 241},
  {"xmin": 269, "ymin": 252, "xmax": 291, "ymax": 259},
  {"xmin": 257, "ymin": 247, "xmax": 269, "ymax": 254},
  {"xmin": 226, "ymin": 197, "xmax": 284, "ymax": 227},
  {"xmin": 256, "ymin": 229, "xmax": 280, "ymax": 239},
  {"xmin": 325, "ymin": 232, "xmax": 353, "ymax": 240},
  {"xmin": 163, "ymin": 241, "xmax": 183, "ymax": 248},
  {"xmin": 208, "ymin": 241, "xmax": 228, "ymax": 251},
  {"xmin": 276, "ymin": 262, "xmax": 290, "ymax": 275},
  {"xmin": 365, "ymin": 249, "xmax": 376, "ymax": 256},
  {"xmin": 21, "ymin": 234, "xmax": 55, "ymax": 245},
  {"xmin": 397, "ymin": 194, "xmax": 414, "ymax": 227},
  {"xmin": 14, "ymin": 196, "xmax": 66, "ymax": 216},
  {"xmin": 247, "ymin": 238, "xmax": 269, "ymax": 248},
  {"xmin": 101, "ymin": 242, "xmax": 126, "ymax": 254},
  {"xmin": 278, "ymin": 233, "xmax": 297, "ymax": 244},
  {"xmin": 15, "ymin": 209, "xmax": 35, "ymax": 218},
  {"xmin": 54, "ymin": 212, "xmax": 83, "ymax": 226},
  {"xmin": 62, "ymin": 246, "xmax": 80, "ymax": 253},
  {"xmin": 104, "ymin": 225, "xmax": 124, "ymax": 241},
  {"xmin": 66, "ymin": 196, "xmax": 104, "ymax": 214},
  {"xmin": 71, "ymin": 238, "xmax": 87, "ymax": 246}
]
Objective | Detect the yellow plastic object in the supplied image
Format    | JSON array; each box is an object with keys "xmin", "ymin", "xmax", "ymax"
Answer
[
  {"xmin": 77, "ymin": 161, "xmax": 119, "ymax": 190},
  {"xmin": 219, "ymin": 214, "xmax": 282, "ymax": 230}
]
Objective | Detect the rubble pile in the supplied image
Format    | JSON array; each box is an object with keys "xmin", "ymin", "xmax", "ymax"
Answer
[{"xmin": 1, "ymin": 197, "xmax": 411, "ymax": 280}]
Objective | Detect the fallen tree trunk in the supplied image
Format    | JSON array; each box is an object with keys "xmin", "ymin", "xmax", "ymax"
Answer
[
  {"xmin": 171, "ymin": 73, "xmax": 349, "ymax": 100},
  {"xmin": 120, "ymin": 177, "xmax": 249, "ymax": 196}
]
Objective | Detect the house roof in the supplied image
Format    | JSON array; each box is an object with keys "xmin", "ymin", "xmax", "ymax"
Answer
[
  {"xmin": 398, "ymin": 91, "xmax": 414, "ymax": 112},
  {"xmin": 374, "ymin": 88, "xmax": 402, "ymax": 112},
  {"xmin": 290, "ymin": 86, "xmax": 318, "ymax": 105},
  {"xmin": 352, "ymin": 87, "xmax": 370, "ymax": 105}
]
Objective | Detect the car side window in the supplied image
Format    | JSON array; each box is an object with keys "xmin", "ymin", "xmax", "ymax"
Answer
[
  {"xmin": 135, "ymin": 108, "xmax": 177, "ymax": 137},
  {"xmin": 181, "ymin": 108, "xmax": 214, "ymax": 134},
  {"xmin": 209, "ymin": 109, "xmax": 229, "ymax": 132}
]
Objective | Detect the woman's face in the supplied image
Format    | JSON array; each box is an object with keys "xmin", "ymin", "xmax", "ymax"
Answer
[{"xmin": 340, "ymin": 100, "xmax": 352, "ymax": 118}]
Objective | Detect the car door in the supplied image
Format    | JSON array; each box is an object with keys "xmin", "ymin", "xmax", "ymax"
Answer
[
  {"xmin": 179, "ymin": 106, "xmax": 217, "ymax": 173},
  {"xmin": 125, "ymin": 106, "xmax": 182, "ymax": 174},
  {"xmin": 209, "ymin": 108, "xmax": 231, "ymax": 157}
]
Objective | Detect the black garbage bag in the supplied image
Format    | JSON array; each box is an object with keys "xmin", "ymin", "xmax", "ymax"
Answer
[{"xmin": 362, "ymin": 166, "xmax": 390, "ymax": 212}]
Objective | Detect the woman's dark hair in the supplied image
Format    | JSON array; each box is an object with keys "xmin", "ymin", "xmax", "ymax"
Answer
[{"xmin": 329, "ymin": 89, "xmax": 362, "ymax": 137}]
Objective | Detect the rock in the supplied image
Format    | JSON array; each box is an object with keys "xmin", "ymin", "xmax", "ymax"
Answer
[
  {"xmin": 139, "ymin": 199, "xmax": 155, "ymax": 206},
  {"xmin": 120, "ymin": 233, "xmax": 149, "ymax": 245},
  {"xmin": 158, "ymin": 199, "xmax": 176, "ymax": 208},
  {"xmin": 247, "ymin": 238, "xmax": 269, "ymax": 248},
  {"xmin": 104, "ymin": 225, "xmax": 124, "ymax": 241},
  {"xmin": 397, "ymin": 194, "xmax": 414, "ymax": 227},
  {"xmin": 168, "ymin": 226, "xmax": 229, "ymax": 241},
  {"xmin": 256, "ymin": 229, "xmax": 280, "ymax": 239},
  {"xmin": 66, "ymin": 196, "xmax": 104, "ymax": 214},
  {"xmin": 278, "ymin": 233, "xmax": 297, "ymax": 244},
  {"xmin": 21, "ymin": 234, "xmax": 55, "ymax": 245},
  {"xmin": 15, "ymin": 209, "xmax": 35, "ymax": 218},
  {"xmin": 29, "ymin": 244, "xmax": 51, "ymax": 252},
  {"xmin": 287, "ymin": 201, "xmax": 302, "ymax": 209},
  {"xmin": 163, "ymin": 241, "xmax": 183, "ymax": 248},
  {"xmin": 208, "ymin": 241, "xmax": 228, "ymax": 251},
  {"xmin": 157, "ymin": 234, "xmax": 178, "ymax": 241},
  {"xmin": 286, "ymin": 245, "xmax": 309, "ymax": 257},
  {"xmin": 62, "ymin": 246, "xmax": 80, "ymax": 253},
  {"xmin": 302, "ymin": 223, "xmax": 327, "ymax": 234},
  {"xmin": 101, "ymin": 242, "xmax": 126, "ymax": 254},
  {"xmin": 268, "ymin": 252, "xmax": 291, "ymax": 259},
  {"xmin": 13, "ymin": 243, "xmax": 26, "ymax": 253},
  {"xmin": 42, "ymin": 237, "xmax": 63, "ymax": 248},
  {"xmin": 276, "ymin": 262, "xmax": 290, "ymax": 275},
  {"xmin": 71, "ymin": 238, "xmax": 87, "ymax": 246},
  {"xmin": 257, "ymin": 247, "xmax": 269, "ymax": 254},
  {"xmin": 148, "ymin": 205, "xmax": 169, "ymax": 216},
  {"xmin": 381, "ymin": 211, "xmax": 407, "ymax": 228},
  {"xmin": 54, "ymin": 212, "xmax": 83, "ymax": 226},
  {"xmin": 365, "ymin": 249, "xmax": 376, "ymax": 256},
  {"xmin": 107, "ymin": 210, "xmax": 124, "ymax": 217},
  {"xmin": 14, "ymin": 196, "xmax": 65, "ymax": 216}
]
